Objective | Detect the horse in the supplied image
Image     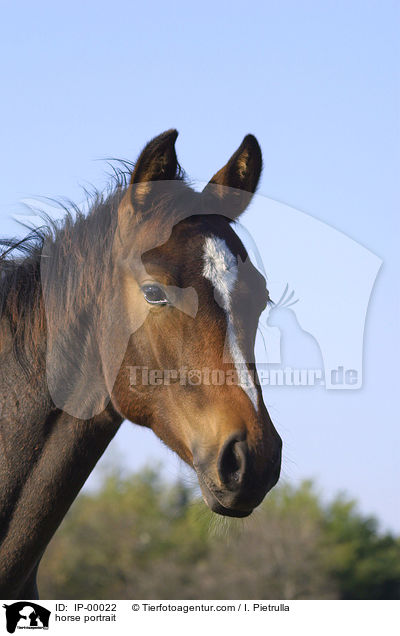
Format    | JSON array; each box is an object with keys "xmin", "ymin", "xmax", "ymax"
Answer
[{"xmin": 0, "ymin": 130, "xmax": 282, "ymax": 599}]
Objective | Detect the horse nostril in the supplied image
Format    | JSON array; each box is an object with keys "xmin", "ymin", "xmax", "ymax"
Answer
[{"xmin": 217, "ymin": 432, "xmax": 247, "ymax": 489}]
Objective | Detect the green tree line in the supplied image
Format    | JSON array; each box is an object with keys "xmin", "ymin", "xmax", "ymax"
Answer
[{"xmin": 38, "ymin": 468, "xmax": 400, "ymax": 599}]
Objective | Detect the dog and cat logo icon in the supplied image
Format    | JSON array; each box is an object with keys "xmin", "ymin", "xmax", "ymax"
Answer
[{"xmin": 2, "ymin": 602, "xmax": 50, "ymax": 633}]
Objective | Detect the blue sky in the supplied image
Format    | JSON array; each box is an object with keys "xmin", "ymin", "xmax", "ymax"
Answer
[{"xmin": 1, "ymin": 1, "xmax": 399, "ymax": 530}]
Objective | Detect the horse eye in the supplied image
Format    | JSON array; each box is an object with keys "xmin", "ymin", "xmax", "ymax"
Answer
[{"xmin": 141, "ymin": 284, "xmax": 168, "ymax": 305}]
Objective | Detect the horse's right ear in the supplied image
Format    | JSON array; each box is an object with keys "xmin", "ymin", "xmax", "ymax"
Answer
[
  {"xmin": 118, "ymin": 129, "xmax": 179, "ymax": 230},
  {"xmin": 128, "ymin": 129, "xmax": 179, "ymax": 207},
  {"xmin": 116, "ymin": 130, "xmax": 180, "ymax": 248},
  {"xmin": 131, "ymin": 129, "xmax": 179, "ymax": 185}
]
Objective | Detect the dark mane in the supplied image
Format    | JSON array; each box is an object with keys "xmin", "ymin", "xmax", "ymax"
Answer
[
  {"xmin": 0, "ymin": 162, "xmax": 193, "ymax": 371},
  {"xmin": 0, "ymin": 163, "xmax": 129, "ymax": 368},
  {"xmin": 0, "ymin": 227, "xmax": 47, "ymax": 370}
]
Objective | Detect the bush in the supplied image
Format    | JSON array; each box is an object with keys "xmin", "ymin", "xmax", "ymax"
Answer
[{"xmin": 38, "ymin": 469, "xmax": 400, "ymax": 599}]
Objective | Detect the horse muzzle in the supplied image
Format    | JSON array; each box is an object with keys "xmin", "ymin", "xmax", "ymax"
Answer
[{"xmin": 194, "ymin": 430, "xmax": 282, "ymax": 518}]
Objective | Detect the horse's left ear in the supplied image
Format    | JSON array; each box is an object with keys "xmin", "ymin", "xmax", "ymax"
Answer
[{"xmin": 202, "ymin": 134, "xmax": 262, "ymax": 220}]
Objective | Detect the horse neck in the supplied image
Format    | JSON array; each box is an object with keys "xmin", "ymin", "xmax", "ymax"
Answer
[{"xmin": 0, "ymin": 321, "xmax": 123, "ymax": 598}]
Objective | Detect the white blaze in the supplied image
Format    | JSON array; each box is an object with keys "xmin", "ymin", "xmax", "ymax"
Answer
[{"xmin": 202, "ymin": 235, "xmax": 258, "ymax": 411}]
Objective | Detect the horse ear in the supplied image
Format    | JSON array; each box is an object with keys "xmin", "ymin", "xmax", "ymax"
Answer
[
  {"xmin": 202, "ymin": 134, "xmax": 262, "ymax": 220},
  {"xmin": 124, "ymin": 129, "xmax": 179, "ymax": 210},
  {"xmin": 117, "ymin": 129, "xmax": 180, "ymax": 245},
  {"xmin": 130, "ymin": 128, "xmax": 178, "ymax": 187}
]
